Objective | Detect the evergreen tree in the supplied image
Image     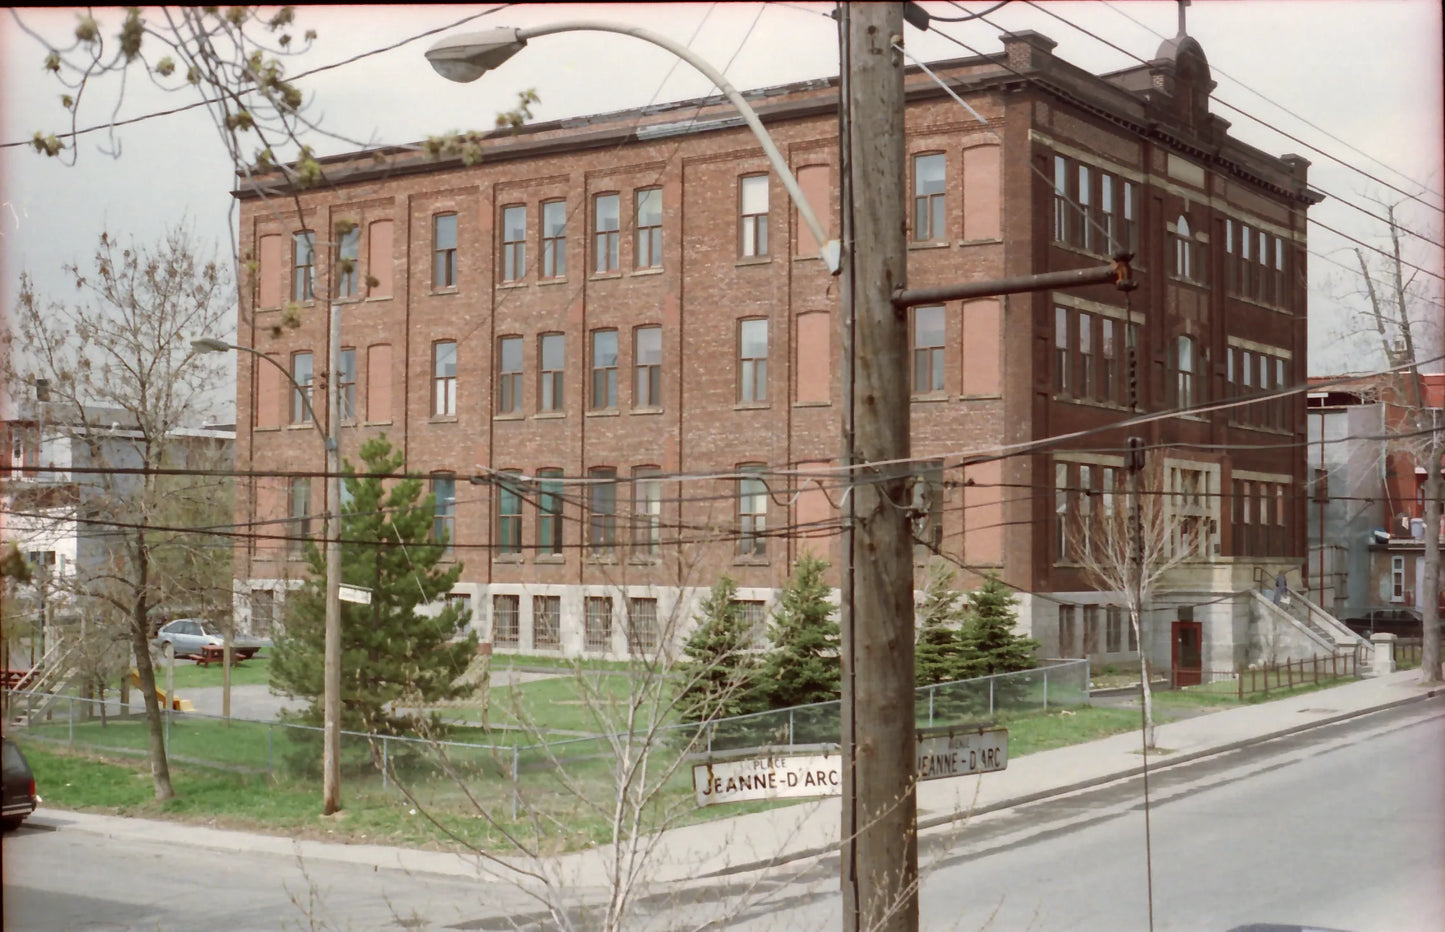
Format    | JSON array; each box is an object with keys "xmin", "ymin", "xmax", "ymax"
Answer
[
  {"xmin": 957, "ymin": 576, "xmax": 1039, "ymax": 679},
  {"xmin": 677, "ymin": 576, "xmax": 761, "ymax": 723},
  {"xmin": 271, "ymin": 435, "xmax": 478, "ymax": 739},
  {"xmin": 915, "ymin": 560, "xmax": 969, "ymax": 686},
  {"xmin": 760, "ymin": 554, "xmax": 840, "ymax": 711}
]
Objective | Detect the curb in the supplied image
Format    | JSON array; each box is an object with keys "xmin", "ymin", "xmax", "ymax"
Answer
[{"xmin": 694, "ymin": 685, "xmax": 1442, "ymax": 880}]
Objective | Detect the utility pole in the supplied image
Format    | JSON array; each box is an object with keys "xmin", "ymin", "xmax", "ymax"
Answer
[
  {"xmin": 322, "ymin": 301, "xmax": 344, "ymax": 813},
  {"xmin": 838, "ymin": 5, "xmax": 916, "ymax": 930}
]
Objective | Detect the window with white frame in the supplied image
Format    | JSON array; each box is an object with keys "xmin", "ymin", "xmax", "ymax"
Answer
[
  {"xmin": 433, "ymin": 341, "xmax": 457, "ymax": 416},
  {"xmin": 539, "ymin": 333, "xmax": 565, "ymax": 412},
  {"xmin": 740, "ymin": 174, "xmax": 769, "ymax": 257},
  {"xmin": 501, "ymin": 204, "xmax": 526, "ymax": 283},
  {"xmin": 497, "ymin": 336, "xmax": 523, "ymax": 415},
  {"xmin": 541, "ymin": 199, "xmax": 567, "ymax": 279},
  {"xmin": 635, "ymin": 188, "xmax": 662, "ymax": 269},
  {"xmin": 1391, "ymin": 556, "xmax": 1405, "ymax": 601},
  {"xmin": 1167, "ymin": 464, "xmax": 1216, "ymax": 559},
  {"xmin": 738, "ymin": 465, "xmax": 768, "ymax": 557},
  {"xmin": 913, "ymin": 153, "xmax": 946, "ymax": 242}
]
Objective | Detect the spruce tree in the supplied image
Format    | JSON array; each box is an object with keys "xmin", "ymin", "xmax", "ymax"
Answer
[
  {"xmin": 677, "ymin": 576, "xmax": 761, "ymax": 723},
  {"xmin": 957, "ymin": 576, "xmax": 1039, "ymax": 679},
  {"xmin": 271, "ymin": 435, "xmax": 478, "ymax": 739},
  {"xmin": 760, "ymin": 554, "xmax": 840, "ymax": 710},
  {"xmin": 915, "ymin": 559, "xmax": 968, "ymax": 686}
]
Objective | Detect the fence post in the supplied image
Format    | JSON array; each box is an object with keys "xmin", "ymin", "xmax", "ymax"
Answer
[
  {"xmin": 68, "ymin": 696, "xmax": 74, "ymax": 745},
  {"xmin": 927, "ymin": 689, "xmax": 935, "ymax": 728},
  {"xmin": 267, "ymin": 725, "xmax": 274, "ymax": 777},
  {"xmin": 788, "ymin": 708, "xmax": 795, "ymax": 748},
  {"xmin": 511, "ymin": 745, "xmax": 520, "ymax": 821},
  {"xmin": 1042, "ymin": 669, "xmax": 1049, "ymax": 711},
  {"xmin": 989, "ymin": 677, "xmax": 995, "ymax": 718},
  {"xmin": 381, "ymin": 736, "xmax": 389, "ymax": 790},
  {"xmin": 1237, "ymin": 665, "xmax": 1243, "ymax": 702}
]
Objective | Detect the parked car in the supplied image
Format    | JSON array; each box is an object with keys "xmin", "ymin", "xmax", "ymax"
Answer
[
  {"xmin": 152, "ymin": 618, "xmax": 269, "ymax": 660},
  {"xmin": 3, "ymin": 736, "xmax": 38, "ymax": 831},
  {"xmin": 1342, "ymin": 607, "xmax": 1441, "ymax": 638}
]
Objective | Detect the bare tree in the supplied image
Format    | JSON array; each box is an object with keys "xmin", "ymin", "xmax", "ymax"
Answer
[
  {"xmin": 3, "ymin": 226, "xmax": 234, "ymax": 799},
  {"xmin": 1070, "ymin": 454, "xmax": 1190, "ymax": 749},
  {"xmin": 1352, "ymin": 199, "xmax": 1443, "ymax": 684}
]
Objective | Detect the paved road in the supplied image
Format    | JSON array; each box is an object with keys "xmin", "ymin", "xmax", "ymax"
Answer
[{"xmin": 663, "ymin": 698, "xmax": 1445, "ymax": 931}]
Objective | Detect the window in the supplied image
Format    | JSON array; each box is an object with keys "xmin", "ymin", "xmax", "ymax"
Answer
[
  {"xmin": 1100, "ymin": 173, "xmax": 1116, "ymax": 253},
  {"xmin": 1078, "ymin": 165, "xmax": 1094, "ymax": 252},
  {"xmin": 431, "ymin": 473, "xmax": 456, "ymax": 555},
  {"xmin": 1083, "ymin": 604, "xmax": 1100, "ymax": 655},
  {"xmin": 634, "ymin": 326, "xmax": 661, "ymax": 407},
  {"xmin": 1173, "ymin": 335, "xmax": 1198, "ymax": 410},
  {"xmin": 585, "ymin": 596, "xmax": 613, "ymax": 652},
  {"xmin": 433, "ymin": 341, "xmax": 457, "ymax": 416},
  {"xmin": 588, "ymin": 467, "xmax": 617, "ymax": 555},
  {"xmin": 493, "ymin": 595, "xmax": 520, "ymax": 647},
  {"xmin": 501, "ymin": 204, "xmax": 526, "ymax": 283},
  {"xmin": 1052, "ymin": 156, "xmax": 1069, "ymax": 243},
  {"xmin": 594, "ymin": 193, "xmax": 620, "ymax": 273},
  {"xmin": 291, "ymin": 352, "xmax": 314, "ymax": 425},
  {"xmin": 635, "ymin": 188, "xmax": 662, "ymax": 269},
  {"xmin": 913, "ymin": 153, "xmax": 946, "ymax": 241},
  {"xmin": 1100, "ymin": 319, "xmax": 1116, "ymax": 404},
  {"xmin": 1053, "ymin": 307, "xmax": 1069, "ymax": 394},
  {"xmin": 738, "ymin": 465, "xmax": 768, "ymax": 557},
  {"xmin": 1391, "ymin": 556, "xmax": 1405, "ymax": 601},
  {"xmin": 911, "ymin": 305, "xmax": 945, "ymax": 394},
  {"xmin": 536, "ymin": 468, "xmax": 563, "ymax": 556},
  {"xmin": 1077, "ymin": 312, "xmax": 1094, "ymax": 400},
  {"xmin": 632, "ymin": 467, "xmax": 662, "ymax": 556},
  {"xmin": 627, "ymin": 597, "xmax": 659, "ymax": 654},
  {"xmin": 287, "ymin": 477, "xmax": 311, "ymax": 558},
  {"xmin": 539, "ymin": 333, "xmax": 565, "ymax": 412},
  {"xmin": 533, "ymin": 595, "xmax": 561, "ymax": 649},
  {"xmin": 1121, "ymin": 181, "xmax": 1138, "ymax": 254},
  {"xmin": 496, "ymin": 471, "xmax": 523, "ymax": 556},
  {"xmin": 740, "ymin": 174, "xmax": 769, "ymax": 257},
  {"xmin": 433, "ymin": 213, "xmax": 457, "ymax": 288},
  {"xmin": 1168, "ymin": 465, "xmax": 1214, "ymax": 559},
  {"xmin": 542, "ymin": 199, "xmax": 566, "ymax": 278},
  {"xmin": 591, "ymin": 329, "xmax": 618, "ymax": 409},
  {"xmin": 1058, "ymin": 605, "xmax": 1077, "ymax": 657},
  {"xmin": 292, "ymin": 232, "xmax": 314, "ymax": 301},
  {"xmin": 739, "ymin": 318, "xmax": 768, "ymax": 403},
  {"xmin": 338, "ymin": 348, "xmax": 356, "ymax": 423},
  {"xmin": 337, "ymin": 225, "xmax": 360, "ymax": 298},
  {"xmin": 738, "ymin": 600, "xmax": 768, "ymax": 646},
  {"xmin": 1056, "ymin": 462, "xmax": 1070, "ymax": 561},
  {"xmin": 1173, "ymin": 215, "xmax": 1193, "ymax": 281},
  {"xmin": 1106, "ymin": 605, "xmax": 1123, "ymax": 653},
  {"xmin": 497, "ymin": 336, "xmax": 523, "ymax": 415}
]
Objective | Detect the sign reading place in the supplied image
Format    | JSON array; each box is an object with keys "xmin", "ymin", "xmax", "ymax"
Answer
[{"xmin": 692, "ymin": 726, "xmax": 1008, "ymax": 807}]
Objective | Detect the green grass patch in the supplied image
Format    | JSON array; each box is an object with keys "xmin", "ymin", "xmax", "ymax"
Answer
[{"xmin": 157, "ymin": 655, "xmax": 274, "ymax": 690}]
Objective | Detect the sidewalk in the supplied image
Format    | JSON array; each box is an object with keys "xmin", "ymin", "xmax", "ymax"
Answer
[{"xmin": 36, "ymin": 668, "xmax": 1442, "ymax": 898}]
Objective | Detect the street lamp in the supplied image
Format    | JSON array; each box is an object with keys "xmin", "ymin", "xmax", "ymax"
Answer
[
  {"xmin": 193, "ymin": 328, "xmax": 345, "ymax": 814},
  {"xmin": 425, "ymin": 24, "xmax": 840, "ymax": 273}
]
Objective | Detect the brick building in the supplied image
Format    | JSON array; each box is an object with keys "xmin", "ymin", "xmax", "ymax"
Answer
[{"xmin": 231, "ymin": 30, "xmax": 1322, "ymax": 673}]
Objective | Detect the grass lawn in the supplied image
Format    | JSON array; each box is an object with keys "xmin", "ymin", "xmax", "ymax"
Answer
[
  {"xmin": 159, "ymin": 655, "xmax": 274, "ymax": 690},
  {"xmin": 16, "ymin": 669, "xmax": 1371, "ymax": 858}
]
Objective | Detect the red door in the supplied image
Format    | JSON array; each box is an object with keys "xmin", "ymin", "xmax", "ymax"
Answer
[{"xmin": 1171, "ymin": 621, "xmax": 1203, "ymax": 687}]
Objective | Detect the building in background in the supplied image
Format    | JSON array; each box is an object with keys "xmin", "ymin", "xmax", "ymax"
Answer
[{"xmin": 231, "ymin": 29, "xmax": 1323, "ymax": 674}]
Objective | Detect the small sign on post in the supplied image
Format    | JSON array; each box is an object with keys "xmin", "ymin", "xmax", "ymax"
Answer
[
  {"xmin": 338, "ymin": 584, "xmax": 372, "ymax": 605},
  {"xmin": 915, "ymin": 725, "xmax": 1008, "ymax": 781}
]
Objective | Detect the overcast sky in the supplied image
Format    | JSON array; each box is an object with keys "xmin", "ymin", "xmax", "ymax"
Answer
[{"xmin": 3, "ymin": 1, "xmax": 1442, "ymax": 409}]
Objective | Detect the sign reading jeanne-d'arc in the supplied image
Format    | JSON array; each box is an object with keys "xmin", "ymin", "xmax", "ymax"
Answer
[{"xmin": 915, "ymin": 725, "xmax": 1008, "ymax": 781}]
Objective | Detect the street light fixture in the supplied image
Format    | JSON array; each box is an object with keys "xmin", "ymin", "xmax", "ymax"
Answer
[
  {"xmin": 425, "ymin": 23, "xmax": 840, "ymax": 273},
  {"xmin": 192, "ymin": 331, "xmax": 345, "ymax": 813}
]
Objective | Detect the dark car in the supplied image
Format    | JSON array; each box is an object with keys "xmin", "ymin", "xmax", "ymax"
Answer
[
  {"xmin": 1343, "ymin": 607, "xmax": 1438, "ymax": 638},
  {"xmin": 2, "ymin": 736, "xmax": 38, "ymax": 830}
]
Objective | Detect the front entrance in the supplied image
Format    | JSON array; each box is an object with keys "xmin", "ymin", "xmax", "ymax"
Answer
[{"xmin": 1171, "ymin": 620, "xmax": 1203, "ymax": 687}]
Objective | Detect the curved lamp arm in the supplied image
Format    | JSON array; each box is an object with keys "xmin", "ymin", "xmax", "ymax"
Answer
[
  {"xmin": 427, "ymin": 22, "xmax": 840, "ymax": 274},
  {"xmin": 191, "ymin": 338, "xmax": 335, "ymax": 451}
]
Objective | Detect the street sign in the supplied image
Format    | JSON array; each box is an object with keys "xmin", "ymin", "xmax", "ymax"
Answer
[
  {"xmin": 338, "ymin": 585, "xmax": 372, "ymax": 605},
  {"xmin": 693, "ymin": 751, "xmax": 842, "ymax": 807},
  {"xmin": 916, "ymin": 725, "xmax": 1008, "ymax": 781}
]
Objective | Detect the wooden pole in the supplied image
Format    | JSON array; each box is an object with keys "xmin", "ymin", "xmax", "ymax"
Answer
[{"xmin": 839, "ymin": 5, "xmax": 916, "ymax": 930}]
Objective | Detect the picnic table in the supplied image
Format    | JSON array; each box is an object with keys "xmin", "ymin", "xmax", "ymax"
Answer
[{"xmin": 194, "ymin": 645, "xmax": 245, "ymax": 667}]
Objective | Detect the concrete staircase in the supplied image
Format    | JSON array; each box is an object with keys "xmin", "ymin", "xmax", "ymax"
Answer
[{"xmin": 1252, "ymin": 588, "xmax": 1372, "ymax": 661}]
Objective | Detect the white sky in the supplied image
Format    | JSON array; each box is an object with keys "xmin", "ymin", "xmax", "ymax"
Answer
[{"xmin": 3, "ymin": 1, "xmax": 1442, "ymax": 403}]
